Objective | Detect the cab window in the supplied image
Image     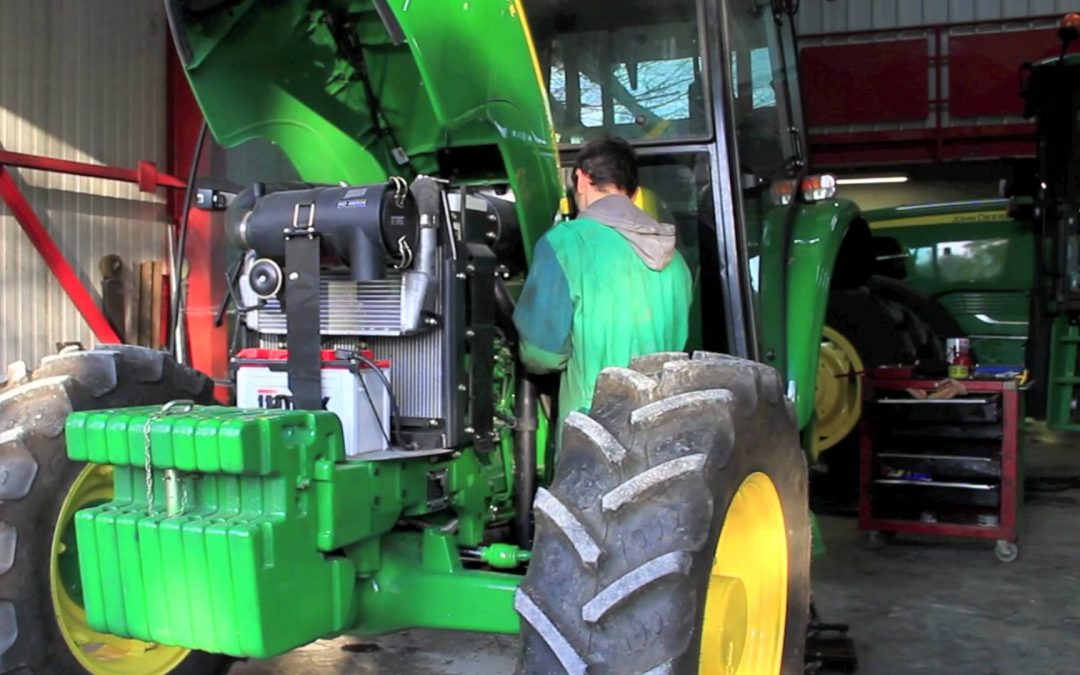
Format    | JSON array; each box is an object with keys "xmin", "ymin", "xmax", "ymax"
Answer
[{"xmin": 527, "ymin": 0, "xmax": 709, "ymax": 145}]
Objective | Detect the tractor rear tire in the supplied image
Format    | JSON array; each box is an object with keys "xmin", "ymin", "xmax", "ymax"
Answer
[
  {"xmin": 825, "ymin": 282, "xmax": 945, "ymax": 368},
  {"xmin": 515, "ymin": 352, "xmax": 810, "ymax": 675},
  {"xmin": 0, "ymin": 346, "xmax": 233, "ymax": 675},
  {"xmin": 813, "ymin": 278, "xmax": 957, "ymax": 508}
]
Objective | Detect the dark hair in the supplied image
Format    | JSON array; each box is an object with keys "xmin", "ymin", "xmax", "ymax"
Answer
[{"xmin": 573, "ymin": 135, "xmax": 639, "ymax": 195}]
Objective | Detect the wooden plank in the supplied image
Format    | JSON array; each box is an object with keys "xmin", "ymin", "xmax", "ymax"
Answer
[
  {"xmin": 98, "ymin": 254, "xmax": 125, "ymax": 342},
  {"xmin": 137, "ymin": 262, "xmax": 153, "ymax": 347},
  {"xmin": 150, "ymin": 261, "xmax": 164, "ymax": 349}
]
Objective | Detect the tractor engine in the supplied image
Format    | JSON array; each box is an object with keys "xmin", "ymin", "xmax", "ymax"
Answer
[{"xmin": 225, "ymin": 176, "xmax": 523, "ymax": 454}]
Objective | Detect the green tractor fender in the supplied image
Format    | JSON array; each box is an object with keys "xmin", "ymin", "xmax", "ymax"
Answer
[{"xmin": 781, "ymin": 197, "xmax": 866, "ymax": 432}]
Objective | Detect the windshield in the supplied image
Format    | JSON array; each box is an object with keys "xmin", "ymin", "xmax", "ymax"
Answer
[{"xmin": 526, "ymin": 0, "xmax": 708, "ymax": 145}]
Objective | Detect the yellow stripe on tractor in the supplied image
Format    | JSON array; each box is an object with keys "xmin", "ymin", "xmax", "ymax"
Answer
[{"xmin": 869, "ymin": 210, "xmax": 1009, "ymax": 230}]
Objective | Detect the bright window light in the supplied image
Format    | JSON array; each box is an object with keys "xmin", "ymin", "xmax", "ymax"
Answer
[{"xmin": 835, "ymin": 176, "xmax": 910, "ymax": 185}]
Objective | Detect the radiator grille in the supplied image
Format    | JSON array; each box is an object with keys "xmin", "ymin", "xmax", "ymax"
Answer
[
  {"xmin": 250, "ymin": 255, "xmax": 445, "ymax": 420},
  {"xmin": 257, "ymin": 332, "xmax": 444, "ymax": 420},
  {"xmin": 366, "ymin": 333, "xmax": 444, "ymax": 420},
  {"xmin": 249, "ymin": 270, "xmax": 404, "ymax": 335}
]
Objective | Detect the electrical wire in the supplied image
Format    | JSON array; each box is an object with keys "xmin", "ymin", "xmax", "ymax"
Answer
[
  {"xmin": 346, "ymin": 350, "xmax": 402, "ymax": 447},
  {"xmin": 169, "ymin": 120, "xmax": 209, "ymax": 360},
  {"xmin": 356, "ymin": 364, "xmax": 393, "ymax": 449},
  {"xmin": 317, "ymin": 2, "xmax": 415, "ymax": 174},
  {"xmin": 213, "ymin": 257, "xmax": 246, "ymax": 328}
]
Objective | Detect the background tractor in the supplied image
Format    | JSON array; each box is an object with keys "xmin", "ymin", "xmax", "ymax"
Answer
[
  {"xmin": 0, "ymin": 1, "xmax": 898, "ymax": 673},
  {"xmin": 851, "ymin": 14, "xmax": 1080, "ymax": 442},
  {"xmin": 806, "ymin": 13, "xmax": 1080, "ymax": 510}
]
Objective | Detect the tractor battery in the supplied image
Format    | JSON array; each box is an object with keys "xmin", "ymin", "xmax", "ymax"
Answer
[{"xmin": 235, "ymin": 348, "xmax": 391, "ymax": 456}]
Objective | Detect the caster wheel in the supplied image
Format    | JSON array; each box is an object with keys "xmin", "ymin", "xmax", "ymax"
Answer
[
  {"xmin": 866, "ymin": 531, "xmax": 893, "ymax": 550},
  {"xmin": 995, "ymin": 539, "xmax": 1019, "ymax": 562}
]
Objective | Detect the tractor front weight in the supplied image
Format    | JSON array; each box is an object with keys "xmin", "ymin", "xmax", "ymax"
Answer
[{"xmin": 64, "ymin": 403, "xmax": 523, "ymax": 659}]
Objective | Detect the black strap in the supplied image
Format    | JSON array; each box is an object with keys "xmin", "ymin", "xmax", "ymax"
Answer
[{"xmin": 285, "ymin": 234, "xmax": 323, "ymax": 410}]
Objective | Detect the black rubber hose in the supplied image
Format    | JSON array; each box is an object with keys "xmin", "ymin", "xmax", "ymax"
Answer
[
  {"xmin": 492, "ymin": 263, "xmax": 534, "ymax": 545},
  {"xmin": 494, "ymin": 279, "xmax": 518, "ymax": 340},
  {"xmin": 169, "ymin": 120, "xmax": 209, "ymax": 358},
  {"xmin": 409, "ymin": 176, "xmax": 441, "ymax": 228},
  {"xmin": 514, "ymin": 375, "xmax": 538, "ymax": 548}
]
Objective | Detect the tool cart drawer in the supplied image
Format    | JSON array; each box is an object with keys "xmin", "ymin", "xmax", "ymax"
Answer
[
  {"xmin": 867, "ymin": 395, "xmax": 1001, "ymax": 425},
  {"xmin": 858, "ymin": 373, "xmax": 1021, "ymax": 559}
]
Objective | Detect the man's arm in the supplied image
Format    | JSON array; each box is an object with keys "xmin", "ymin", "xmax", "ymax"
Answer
[{"xmin": 512, "ymin": 235, "xmax": 573, "ymax": 373}]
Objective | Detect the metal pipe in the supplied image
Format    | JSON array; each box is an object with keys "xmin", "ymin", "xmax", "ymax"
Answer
[
  {"xmin": 0, "ymin": 149, "xmax": 186, "ymax": 190},
  {"xmin": 489, "ymin": 267, "xmax": 536, "ymax": 546},
  {"xmin": 514, "ymin": 375, "xmax": 538, "ymax": 548},
  {"xmin": 0, "ymin": 167, "xmax": 121, "ymax": 344},
  {"xmin": 402, "ymin": 177, "xmax": 442, "ymax": 332},
  {"xmin": 169, "ymin": 120, "xmax": 209, "ymax": 361}
]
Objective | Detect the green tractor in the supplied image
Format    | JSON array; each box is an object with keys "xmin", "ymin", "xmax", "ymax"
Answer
[
  {"xmin": 853, "ymin": 15, "xmax": 1080, "ymax": 440},
  {"xmin": 1, "ymin": 1, "xmax": 877, "ymax": 673},
  {"xmin": 807, "ymin": 16, "xmax": 1080, "ymax": 506}
]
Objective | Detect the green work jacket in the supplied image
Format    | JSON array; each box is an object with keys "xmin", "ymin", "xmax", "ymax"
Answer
[{"xmin": 512, "ymin": 205, "xmax": 692, "ymax": 434}]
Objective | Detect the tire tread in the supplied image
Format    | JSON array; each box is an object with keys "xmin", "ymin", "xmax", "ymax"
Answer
[
  {"xmin": 0, "ymin": 346, "xmax": 226, "ymax": 675},
  {"xmin": 517, "ymin": 353, "xmax": 809, "ymax": 675}
]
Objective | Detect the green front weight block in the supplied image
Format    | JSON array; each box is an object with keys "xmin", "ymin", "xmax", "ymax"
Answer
[{"xmin": 65, "ymin": 405, "xmax": 524, "ymax": 658}]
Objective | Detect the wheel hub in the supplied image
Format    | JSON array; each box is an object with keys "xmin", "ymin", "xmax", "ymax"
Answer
[
  {"xmin": 50, "ymin": 464, "xmax": 192, "ymax": 675},
  {"xmin": 698, "ymin": 472, "xmax": 787, "ymax": 674},
  {"xmin": 813, "ymin": 326, "xmax": 864, "ymax": 459}
]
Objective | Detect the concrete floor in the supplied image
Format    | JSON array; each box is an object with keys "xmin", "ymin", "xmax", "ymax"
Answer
[{"xmin": 231, "ymin": 427, "xmax": 1080, "ymax": 675}]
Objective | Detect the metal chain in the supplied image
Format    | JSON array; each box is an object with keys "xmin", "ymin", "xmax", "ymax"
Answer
[{"xmin": 143, "ymin": 399, "xmax": 194, "ymax": 517}]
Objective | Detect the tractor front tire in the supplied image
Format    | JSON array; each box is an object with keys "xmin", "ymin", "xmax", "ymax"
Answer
[
  {"xmin": 814, "ymin": 277, "xmax": 958, "ymax": 507},
  {"xmin": 0, "ymin": 346, "xmax": 232, "ymax": 675},
  {"xmin": 515, "ymin": 352, "xmax": 810, "ymax": 675}
]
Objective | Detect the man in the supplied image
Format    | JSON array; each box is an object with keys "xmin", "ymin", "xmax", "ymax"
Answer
[{"xmin": 512, "ymin": 135, "xmax": 693, "ymax": 430}]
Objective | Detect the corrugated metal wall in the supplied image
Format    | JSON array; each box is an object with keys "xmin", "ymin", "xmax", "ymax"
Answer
[
  {"xmin": 798, "ymin": 0, "xmax": 1080, "ymax": 34},
  {"xmin": 0, "ymin": 0, "xmax": 167, "ymax": 369}
]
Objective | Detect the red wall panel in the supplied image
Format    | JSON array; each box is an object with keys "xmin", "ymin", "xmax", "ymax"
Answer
[
  {"xmin": 949, "ymin": 29, "xmax": 1063, "ymax": 118},
  {"xmin": 801, "ymin": 39, "xmax": 929, "ymax": 126}
]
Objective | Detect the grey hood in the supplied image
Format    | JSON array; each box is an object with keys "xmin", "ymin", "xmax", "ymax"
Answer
[{"xmin": 580, "ymin": 194, "xmax": 678, "ymax": 271}]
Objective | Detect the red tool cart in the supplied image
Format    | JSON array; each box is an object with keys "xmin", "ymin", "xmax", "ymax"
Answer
[{"xmin": 858, "ymin": 369, "xmax": 1022, "ymax": 562}]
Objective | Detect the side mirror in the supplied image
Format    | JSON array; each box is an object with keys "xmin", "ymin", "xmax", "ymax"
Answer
[{"xmin": 741, "ymin": 170, "xmax": 767, "ymax": 193}]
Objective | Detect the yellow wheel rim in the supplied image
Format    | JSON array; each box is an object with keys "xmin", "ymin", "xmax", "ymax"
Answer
[
  {"xmin": 812, "ymin": 326, "xmax": 864, "ymax": 459},
  {"xmin": 50, "ymin": 464, "xmax": 191, "ymax": 675},
  {"xmin": 698, "ymin": 472, "xmax": 788, "ymax": 674}
]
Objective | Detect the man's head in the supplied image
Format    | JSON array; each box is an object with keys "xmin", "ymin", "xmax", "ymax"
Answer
[{"xmin": 572, "ymin": 135, "xmax": 639, "ymax": 210}]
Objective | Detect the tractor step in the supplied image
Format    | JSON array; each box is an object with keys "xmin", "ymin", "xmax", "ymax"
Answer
[
  {"xmin": 1047, "ymin": 317, "xmax": 1080, "ymax": 430},
  {"xmin": 805, "ymin": 603, "xmax": 859, "ymax": 674}
]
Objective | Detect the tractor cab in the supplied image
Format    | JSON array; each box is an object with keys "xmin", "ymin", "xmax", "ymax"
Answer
[
  {"xmin": 525, "ymin": 0, "xmax": 861, "ymax": 422},
  {"xmin": 1021, "ymin": 14, "xmax": 1080, "ymax": 311},
  {"xmin": 1015, "ymin": 13, "xmax": 1080, "ymax": 429}
]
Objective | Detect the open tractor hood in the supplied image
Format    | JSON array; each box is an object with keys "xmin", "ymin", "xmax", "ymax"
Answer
[{"xmin": 164, "ymin": 0, "xmax": 562, "ymax": 254}]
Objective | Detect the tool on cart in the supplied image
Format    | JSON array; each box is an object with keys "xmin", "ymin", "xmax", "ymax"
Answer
[{"xmin": 946, "ymin": 338, "xmax": 974, "ymax": 379}]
